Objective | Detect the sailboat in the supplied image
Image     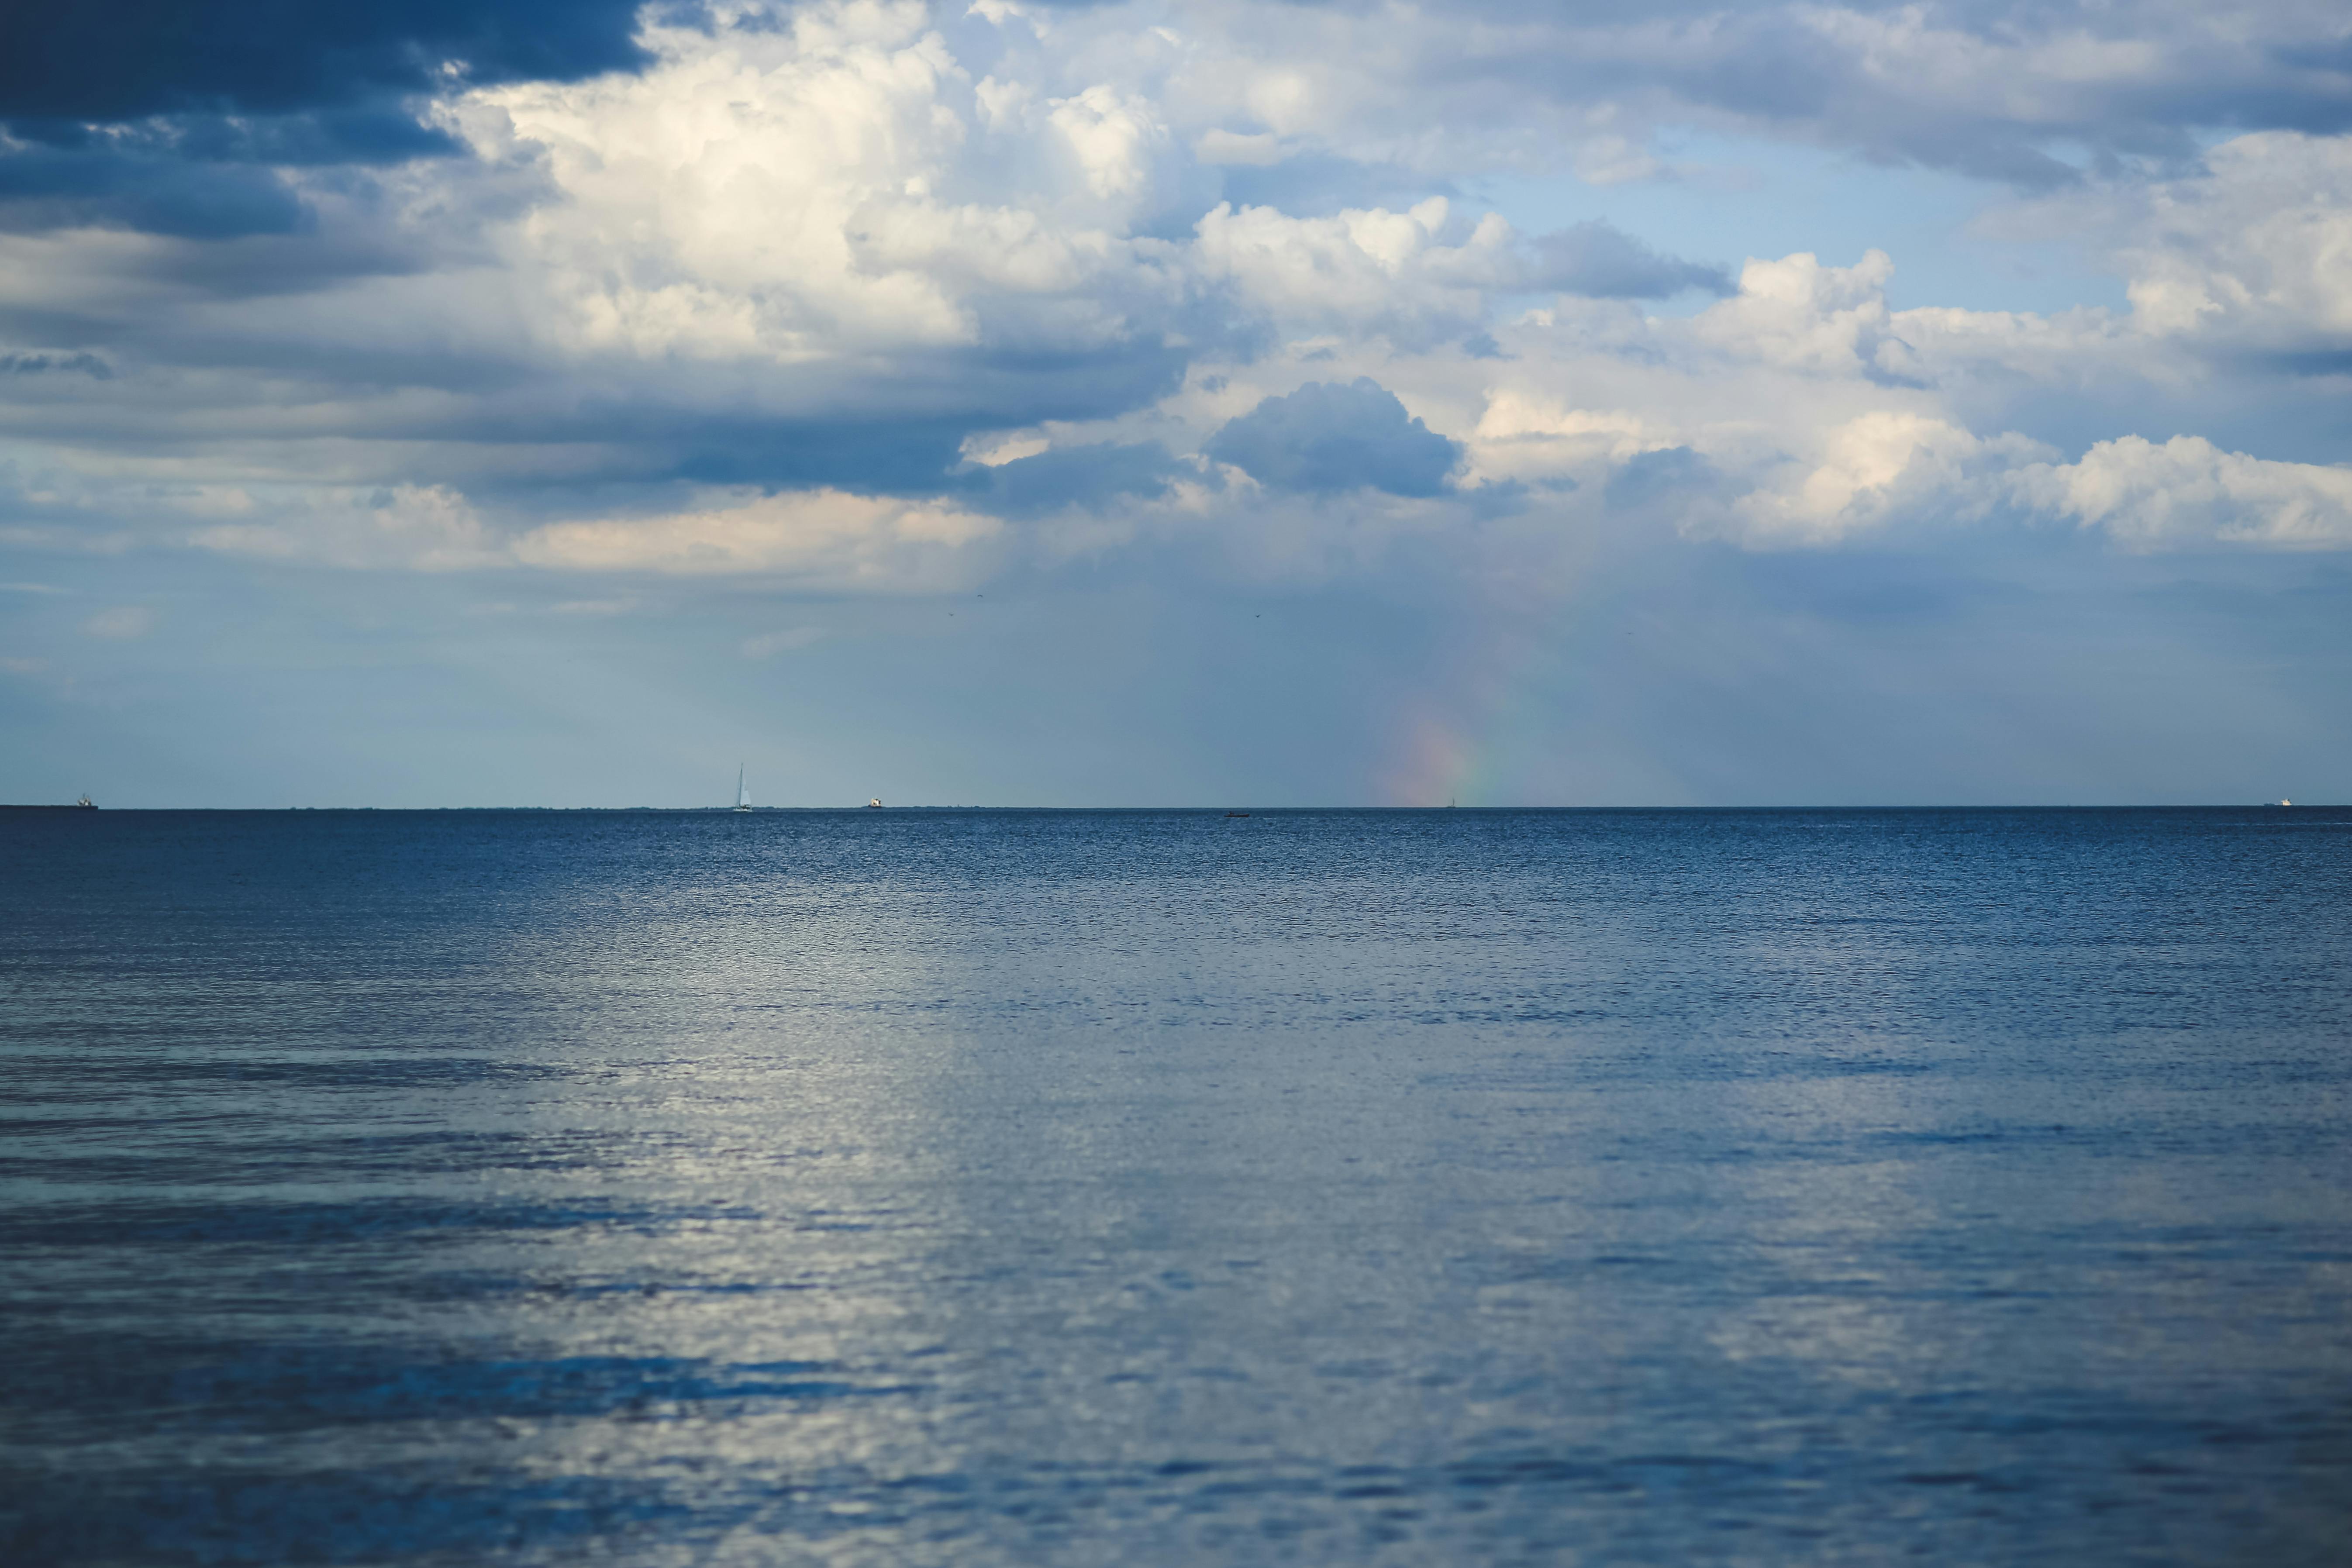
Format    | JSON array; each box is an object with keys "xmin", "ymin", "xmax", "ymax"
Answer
[{"xmin": 734, "ymin": 766, "xmax": 752, "ymax": 812}]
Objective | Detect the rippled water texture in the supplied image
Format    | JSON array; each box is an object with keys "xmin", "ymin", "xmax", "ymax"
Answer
[{"xmin": 3, "ymin": 807, "xmax": 2349, "ymax": 1565}]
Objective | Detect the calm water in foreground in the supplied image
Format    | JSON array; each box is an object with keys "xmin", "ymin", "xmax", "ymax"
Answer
[{"xmin": 3, "ymin": 807, "xmax": 2349, "ymax": 1565}]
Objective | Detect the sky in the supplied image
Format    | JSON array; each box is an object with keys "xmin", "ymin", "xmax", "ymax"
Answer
[{"xmin": 2, "ymin": 0, "xmax": 2349, "ymax": 807}]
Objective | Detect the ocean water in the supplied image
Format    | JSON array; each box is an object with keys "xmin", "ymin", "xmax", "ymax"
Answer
[{"xmin": 3, "ymin": 806, "xmax": 2349, "ymax": 1566}]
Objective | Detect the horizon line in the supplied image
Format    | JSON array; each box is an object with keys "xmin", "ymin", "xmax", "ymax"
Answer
[{"xmin": 2, "ymin": 802, "xmax": 2333, "ymax": 814}]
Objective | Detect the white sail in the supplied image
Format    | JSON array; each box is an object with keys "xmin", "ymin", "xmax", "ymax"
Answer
[{"xmin": 735, "ymin": 765, "xmax": 751, "ymax": 810}]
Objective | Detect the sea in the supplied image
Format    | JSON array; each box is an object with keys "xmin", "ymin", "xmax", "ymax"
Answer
[{"xmin": 3, "ymin": 806, "xmax": 2348, "ymax": 1565}]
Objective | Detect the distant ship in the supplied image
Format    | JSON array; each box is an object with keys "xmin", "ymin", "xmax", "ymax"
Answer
[
  {"xmin": 74, "ymin": 795, "xmax": 93, "ymax": 809},
  {"xmin": 734, "ymin": 767, "xmax": 752, "ymax": 812},
  {"xmin": 866, "ymin": 798, "xmax": 883, "ymax": 808}
]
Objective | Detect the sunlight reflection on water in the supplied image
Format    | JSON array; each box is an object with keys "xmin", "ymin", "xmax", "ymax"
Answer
[{"xmin": 3, "ymin": 807, "xmax": 2349, "ymax": 1564}]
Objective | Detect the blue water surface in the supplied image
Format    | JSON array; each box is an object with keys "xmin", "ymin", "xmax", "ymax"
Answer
[{"xmin": 3, "ymin": 807, "xmax": 2349, "ymax": 1565}]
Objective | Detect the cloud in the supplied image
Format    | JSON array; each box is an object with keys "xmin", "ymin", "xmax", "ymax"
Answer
[
  {"xmin": 1143, "ymin": 0, "xmax": 2352, "ymax": 190},
  {"xmin": 512, "ymin": 487, "xmax": 1000, "ymax": 584},
  {"xmin": 969, "ymin": 441, "xmax": 1183, "ymax": 517},
  {"xmin": 1731, "ymin": 412, "xmax": 2048, "ymax": 544},
  {"xmin": 2018, "ymin": 435, "xmax": 2352, "ymax": 549},
  {"xmin": 1527, "ymin": 221, "xmax": 1732, "ymax": 299},
  {"xmin": 0, "ymin": 0, "xmax": 646, "ymax": 123},
  {"xmin": 1192, "ymin": 196, "xmax": 1514, "ymax": 347},
  {"xmin": 1605, "ymin": 447, "xmax": 1730, "ymax": 512},
  {"xmin": 2101, "ymin": 132, "xmax": 2352, "ymax": 361},
  {"xmin": 0, "ymin": 145, "xmax": 314, "ymax": 238},
  {"xmin": 1688, "ymin": 250, "xmax": 1923, "ymax": 381},
  {"xmin": 1467, "ymin": 389, "xmax": 1660, "ymax": 486},
  {"xmin": 0, "ymin": 0, "xmax": 2346, "ymax": 592},
  {"xmin": 1206, "ymin": 379, "xmax": 1459, "ymax": 496},
  {"xmin": 172, "ymin": 474, "xmax": 1006, "ymax": 586},
  {"xmin": 191, "ymin": 485, "xmax": 500, "ymax": 570}
]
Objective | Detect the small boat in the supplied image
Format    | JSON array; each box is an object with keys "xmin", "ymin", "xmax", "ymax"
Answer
[
  {"xmin": 734, "ymin": 766, "xmax": 752, "ymax": 812},
  {"xmin": 74, "ymin": 795, "xmax": 94, "ymax": 809},
  {"xmin": 1224, "ymin": 810, "xmax": 1249, "ymax": 818},
  {"xmin": 866, "ymin": 798, "xmax": 883, "ymax": 808}
]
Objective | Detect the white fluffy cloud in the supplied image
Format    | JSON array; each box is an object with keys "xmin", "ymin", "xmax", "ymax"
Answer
[
  {"xmin": 440, "ymin": 0, "xmax": 1197, "ymax": 370},
  {"xmin": 1193, "ymin": 197, "xmax": 1517, "ymax": 348},
  {"xmin": 2018, "ymin": 436, "xmax": 2352, "ymax": 549},
  {"xmin": 2110, "ymin": 133, "xmax": 2352, "ymax": 358}
]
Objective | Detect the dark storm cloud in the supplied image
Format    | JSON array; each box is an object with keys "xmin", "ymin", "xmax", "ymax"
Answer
[
  {"xmin": 0, "ymin": 0, "xmax": 648, "ymax": 237},
  {"xmin": 1528, "ymin": 223, "xmax": 1733, "ymax": 299},
  {"xmin": 0, "ymin": 148, "xmax": 309, "ymax": 238},
  {"xmin": 0, "ymin": 110, "xmax": 461, "ymax": 238},
  {"xmin": 664, "ymin": 418, "xmax": 976, "ymax": 490},
  {"xmin": 7, "ymin": 107, "xmax": 458, "ymax": 166},
  {"xmin": 966, "ymin": 443, "xmax": 1183, "ymax": 518},
  {"xmin": 1207, "ymin": 380, "xmax": 1460, "ymax": 496},
  {"xmin": 0, "ymin": 0, "xmax": 648, "ymax": 123},
  {"xmin": 575, "ymin": 345, "xmax": 1195, "ymax": 494}
]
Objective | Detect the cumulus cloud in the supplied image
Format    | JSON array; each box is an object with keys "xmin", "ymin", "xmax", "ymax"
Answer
[
  {"xmin": 971, "ymin": 441, "xmax": 1184, "ymax": 517},
  {"xmin": 1207, "ymin": 379, "xmax": 1459, "ymax": 496},
  {"xmin": 2018, "ymin": 435, "xmax": 2352, "ymax": 549},
  {"xmin": 2104, "ymin": 132, "xmax": 2352, "ymax": 363},
  {"xmin": 1731, "ymin": 413, "xmax": 2055, "ymax": 543},
  {"xmin": 1189, "ymin": 201, "xmax": 1727, "ymax": 348},
  {"xmin": 1687, "ymin": 250, "xmax": 1927, "ymax": 382},
  {"xmin": 1192, "ymin": 197, "xmax": 1512, "ymax": 347}
]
